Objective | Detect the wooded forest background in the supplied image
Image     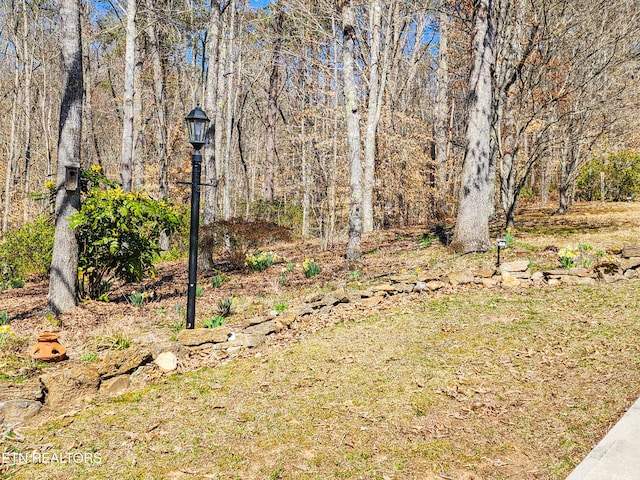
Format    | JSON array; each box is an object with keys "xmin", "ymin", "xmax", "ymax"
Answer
[{"xmin": 1, "ymin": 0, "xmax": 640, "ymax": 248}]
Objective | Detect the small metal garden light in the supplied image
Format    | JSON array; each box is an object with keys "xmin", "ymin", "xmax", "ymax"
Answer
[
  {"xmin": 496, "ymin": 237, "xmax": 507, "ymax": 267},
  {"xmin": 185, "ymin": 106, "xmax": 210, "ymax": 329}
]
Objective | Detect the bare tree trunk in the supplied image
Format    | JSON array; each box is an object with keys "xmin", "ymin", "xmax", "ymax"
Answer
[
  {"xmin": 21, "ymin": 0, "xmax": 34, "ymax": 225},
  {"xmin": 342, "ymin": 2, "xmax": 363, "ymax": 265},
  {"xmin": 203, "ymin": 2, "xmax": 227, "ymax": 226},
  {"xmin": 120, "ymin": 0, "xmax": 136, "ymax": 192},
  {"xmin": 146, "ymin": 0, "xmax": 170, "ymax": 249},
  {"xmin": 362, "ymin": 0, "xmax": 383, "ymax": 233},
  {"xmin": 3, "ymin": 67, "xmax": 20, "ymax": 233},
  {"xmin": 132, "ymin": 44, "xmax": 144, "ymax": 190},
  {"xmin": 301, "ymin": 118, "xmax": 310, "ymax": 237},
  {"xmin": 451, "ymin": 0, "xmax": 496, "ymax": 253},
  {"xmin": 48, "ymin": 0, "xmax": 83, "ymax": 314},
  {"xmin": 263, "ymin": 2, "xmax": 284, "ymax": 204},
  {"xmin": 222, "ymin": 0, "xmax": 237, "ymax": 220},
  {"xmin": 434, "ymin": 3, "xmax": 450, "ymax": 217}
]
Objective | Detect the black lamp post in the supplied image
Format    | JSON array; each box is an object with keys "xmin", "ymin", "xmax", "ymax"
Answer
[{"xmin": 184, "ymin": 106, "xmax": 210, "ymax": 329}]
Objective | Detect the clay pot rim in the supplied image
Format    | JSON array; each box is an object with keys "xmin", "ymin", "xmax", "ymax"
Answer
[{"xmin": 36, "ymin": 332, "xmax": 60, "ymax": 342}]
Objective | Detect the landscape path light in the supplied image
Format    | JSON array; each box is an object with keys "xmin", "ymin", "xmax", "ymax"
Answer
[
  {"xmin": 496, "ymin": 237, "xmax": 507, "ymax": 267},
  {"xmin": 184, "ymin": 106, "xmax": 210, "ymax": 329}
]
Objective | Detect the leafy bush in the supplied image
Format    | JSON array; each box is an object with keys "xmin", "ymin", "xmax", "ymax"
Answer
[
  {"xmin": 70, "ymin": 188, "xmax": 183, "ymax": 299},
  {"xmin": 0, "ymin": 216, "xmax": 54, "ymax": 287},
  {"xmin": 576, "ymin": 150, "xmax": 640, "ymax": 201}
]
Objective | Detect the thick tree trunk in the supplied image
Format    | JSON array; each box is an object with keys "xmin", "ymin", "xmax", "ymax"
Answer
[
  {"xmin": 451, "ymin": 0, "xmax": 496, "ymax": 253},
  {"xmin": 120, "ymin": 0, "xmax": 136, "ymax": 192},
  {"xmin": 48, "ymin": 0, "xmax": 83, "ymax": 314},
  {"xmin": 222, "ymin": 0, "xmax": 237, "ymax": 220},
  {"xmin": 342, "ymin": 1, "xmax": 363, "ymax": 265}
]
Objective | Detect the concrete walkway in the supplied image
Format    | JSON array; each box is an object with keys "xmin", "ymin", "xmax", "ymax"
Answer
[{"xmin": 566, "ymin": 396, "xmax": 640, "ymax": 480}]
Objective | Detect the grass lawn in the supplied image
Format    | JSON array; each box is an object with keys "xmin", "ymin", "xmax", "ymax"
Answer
[{"xmin": 4, "ymin": 278, "xmax": 640, "ymax": 480}]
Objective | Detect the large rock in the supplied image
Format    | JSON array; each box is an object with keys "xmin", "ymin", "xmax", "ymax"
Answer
[
  {"xmin": 236, "ymin": 333, "xmax": 266, "ymax": 348},
  {"xmin": 177, "ymin": 327, "xmax": 232, "ymax": 346},
  {"xmin": 0, "ymin": 379, "xmax": 43, "ymax": 402},
  {"xmin": 40, "ymin": 365, "xmax": 101, "ymax": 408},
  {"xmin": 0, "ymin": 400, "xmax": 41, "ymax": 428},
  {"xmin": 560, "ymin": 276, "xmax": 597, "ymax": 286},
  {"xmin": 97, "ymin": 346, "xmax": 153, "ymax": 379},
  {"xmin": 500, "ymin": 260, "xmax": 530, "ymax": 273}
]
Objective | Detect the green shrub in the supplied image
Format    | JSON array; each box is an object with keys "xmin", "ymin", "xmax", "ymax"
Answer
[
  {"xmin": 0, "ymin": 311, "xmax": 9, "ymax": 325},
  {"xmin": 576, "ymin": 150, "xmax": 640, "ymax": 201},
  {"xmin": 70, "ymin": 188, "xmax": 184, "ymax": 299},
  {"xmin": 0, "ymin": 216, "xmax": 54, "ymax": 286}
]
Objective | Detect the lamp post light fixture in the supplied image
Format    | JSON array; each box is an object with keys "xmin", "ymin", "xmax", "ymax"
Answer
[
  {"xmin": 184, "ymin": 106, "xmax": 210, "ymax": 329},
  {"xmin": 496, "ymin": 238, "xmax": 507, "ymax": 267}
]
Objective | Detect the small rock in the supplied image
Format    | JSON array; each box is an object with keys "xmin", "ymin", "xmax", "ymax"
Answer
[
  {"xmin": 129, "ymin": 365, "xmax": 158, "ymax": 387},
  {"xmin": 621, "ymin": 246, "xmax": 640, "ymax": 258},
  {"xmin": 427, "ymin": 280, "xmax": 446, "ymax": 291},
  {"xmin": 40, "ymin": 365, "xmax": 101, "ymax": 408},
  {"xmin": 0, "ymin": 400, "xmax": 42, "ymax": 428},
  {"xmin": 394, "ymin": 283, "xmax": 415, "ymax": 293},
  {"xmin": 544, "ymin": 269, "xmax": 570, "ymax": 276},
  {"xmin": 155, "ymin": 352, "xmax": 178, "ymax": 372},
  {"xmin": 501, "ymin": 271, "xmax": 521, "ymax": 288},
  {"xmin": 624, "ymin": 269, "xmax": 637, "ymax": 279},
  {"xmin": 482, "ymin": 278, "xmax": 498, "ymax": 288},
  {"xmin": 358, "ymin": 290, "xmax": 376, "ymax": 299},
  {"xmin": 360, "ymin": 296, "xmax": 383, "ymax": 308},
  {"xmin": 149, "ymin": 341, "xmax": 188, "ymax": 360},
  {"xmin": 603, "ymin": 274, "xmax": 625, "ymax": 284},
  {"xmin": 620, "ymin": 257, "xmax": 640, "ymax": 271},
  {"xmin": 499, "ymin": 260, "xmax": 530, "ymax": 273},
  {"xmin": 236, "ymin": 333, "xmax": 266, "ymax": 348},
  {"xmin": 278, "ymin": 311, "xmax": 298, "ymax": 327},
  {"xmin": 473, "ymin": 267, "xmax": 496, "ymax": 278},
  {"xmin": 448, "ymin": 270, "xmax": 474, "ymax": 285},
  {"xmin": 370, "ymin": 284, "xmax": 397, "ymax": 294},
  {"xmin": 177, "ymin": 327, "xmax": 232, "ymax": 346},
  {"xmin": 414, "ymin": 281, "xmax": 429, "ymax": 292},
  {"xmin": 561, "ymin": 276, "xmax": 597, "ymax": 285},
  {"xmin": 243, "ymin": 320, "xmax": 279, "ymax": 336},
  {"xmin": 510, "ymin": 271, "xmax": 532, "ymax": 280},
  {"xmin": 568, "ymin": 267, "xmax": 595, "ymax": 278},
  {"xmin": 531, "ymin": 271, "xmax": 545, "ymax": 282},
  {"xmin": 547, "ymin": 278, "xmax": 561, "ymax": 286},
  {"xmin": 99, "ymin": 374, "xmax": 131, "ymax": 395}
]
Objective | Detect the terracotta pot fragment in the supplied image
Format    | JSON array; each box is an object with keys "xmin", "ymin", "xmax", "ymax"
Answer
[{"xmin": 29, "ymin": 332, "xmax": 67, "ymax": 362}]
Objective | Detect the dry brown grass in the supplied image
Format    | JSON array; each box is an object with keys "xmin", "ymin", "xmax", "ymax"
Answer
[
  {"xmin": 4, "ymin": 280, "xmax": 640, "ymax": 480},
  {"xmin": 2, "ymin": 201, "xmax": 640, "ymax": 480}
]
